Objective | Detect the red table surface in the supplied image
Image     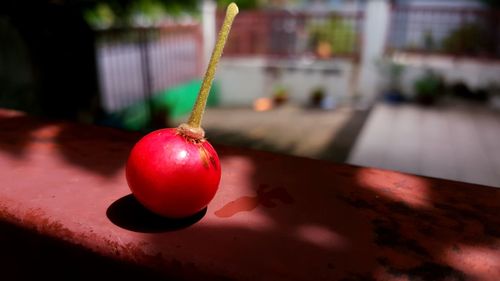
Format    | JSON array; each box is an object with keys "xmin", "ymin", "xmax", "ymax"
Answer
[{"xmin": 0, "ymin": 109, "xmax": 499, "ymax": 281}]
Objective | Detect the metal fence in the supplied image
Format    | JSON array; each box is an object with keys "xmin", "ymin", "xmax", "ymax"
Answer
[
  {"xmin": 95, "ymin": 24, "xmax": 202, "ymax": 113},
  {"xmin": 217, "ymin": 10, "xmax": 364, "ymax": 59},
  {"xmin": 387, "ymin": 6, "xmax": 500, "ymax": 59}
]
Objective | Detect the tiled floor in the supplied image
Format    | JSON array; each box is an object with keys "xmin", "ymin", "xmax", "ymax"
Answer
[
  {"xmin": 196, "ymin": 105, "xmax": 369, "ymax": 162},
  {"xmin": 348, "ymin": 102, "xmax": 500, "ymax": 187},
  {"xmin": 185, "ymin": 102, "xmax": 500, "ymax": 188}
]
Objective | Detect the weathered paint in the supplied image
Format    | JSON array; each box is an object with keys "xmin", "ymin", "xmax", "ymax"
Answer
[{"xmin": 0, "ymin": 109, "xmax": 499, "ymax": 281}]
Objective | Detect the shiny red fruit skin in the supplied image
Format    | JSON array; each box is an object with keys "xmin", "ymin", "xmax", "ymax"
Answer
[{"xmin": 126, "ymin": 128, "xmax": 221, "ymax": 218}]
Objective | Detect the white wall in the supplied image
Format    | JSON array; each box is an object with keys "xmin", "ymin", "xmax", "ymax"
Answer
[
  {"xmin": 213, "ymin": 0, "xmax": 500, "ymax": 106},
  {"xmin": 358, "ymin": 0, "xmax": 391, "ymax": 102},
  {"xmin": 217, "ymin": 58, "xmax": 354, "ymax": 106},
  {"xmin": 212, "ymin": 0, "xmax": 393, "ymax": 106},
  {"xmin": 216, "ymin": 58, "xmax": 267, "ymax": 106}
]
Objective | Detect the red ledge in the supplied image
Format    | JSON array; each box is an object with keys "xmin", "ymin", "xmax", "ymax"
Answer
[{"xmin": 1, "ymin": 109, "xmax": 499, "ymax": 280}]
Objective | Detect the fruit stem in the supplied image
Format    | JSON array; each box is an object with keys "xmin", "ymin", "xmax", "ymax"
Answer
[{"xmin": 187, "ymin": 2, "xmax": 238, "ymax": 129}]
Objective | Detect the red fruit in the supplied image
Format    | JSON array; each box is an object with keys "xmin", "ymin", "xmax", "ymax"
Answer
[
  {"xmin": 126, "ymin": 128, "xmax": 221, "ymax": 218},
  {"xmin": 124, "ymin": 3, "xmax": 237, "ymax": 219}
]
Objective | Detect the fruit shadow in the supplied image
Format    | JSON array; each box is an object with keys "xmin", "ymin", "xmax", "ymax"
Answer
[{"xmin": 106, "ymin": 194, "xmax": 207, "ymax": 233}]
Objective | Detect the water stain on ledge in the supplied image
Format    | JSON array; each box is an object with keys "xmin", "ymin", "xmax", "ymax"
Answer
[{"xmin": 215, "ymin": 184, "xmax": 294, "ymax": 218}]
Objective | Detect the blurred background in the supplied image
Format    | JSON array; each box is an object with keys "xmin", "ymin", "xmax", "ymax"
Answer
[{"xmin": 1, "ymin": 0, "xmax": 499, "ymax": 187}]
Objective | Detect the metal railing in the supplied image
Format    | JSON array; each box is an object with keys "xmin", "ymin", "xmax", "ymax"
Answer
[
  {"xmin": 217, "ymin": 10, "xmax": 364, "ymax": 59},
  {"xmin": 95, "ymin": 24, "xmax": 202, "ymax": 113},
  {"xmin": 387, "ymin": 6, "xmax": 500, "ymax": 59}
]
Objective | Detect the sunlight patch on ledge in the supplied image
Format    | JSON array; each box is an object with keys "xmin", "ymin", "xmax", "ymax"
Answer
[
  {"xmin": 296, "ymin": 224, "xmax": 348, "ymax": 250},
  {"xmin": 356, "ymin": 168, "xmax": 431, "ymax": 209},
  {"xmin": 441, "ymin": 244, "xmax": 500, "ymax": 281}
]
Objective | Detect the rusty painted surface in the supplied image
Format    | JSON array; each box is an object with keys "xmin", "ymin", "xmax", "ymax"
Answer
[{"xmin": 0, "ymin": 109, "xmax": 499, "ymax": 281}]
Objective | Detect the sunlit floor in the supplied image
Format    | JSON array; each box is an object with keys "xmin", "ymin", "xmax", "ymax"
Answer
[
  {"xmin": 187, "ymin": 101, "xmax": 500, "ymax": 188},
  {"xmin": 193, "ymin": 104, "xmax": 369, "ymax": 163},
  {"xmin": 349, "ymin": 102, "xmax": 500, "ymax": 188}
]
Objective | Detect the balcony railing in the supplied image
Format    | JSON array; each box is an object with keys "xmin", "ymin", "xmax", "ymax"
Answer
[
  {"xmin": 217, "ymin": 10, "xmax": 364, "ymax": 60},
  {"xmin": 387, "ymin": 6, "xmax": 500, "ymax": 59},
  {"xmin": 95, "ymin": 24, "xmax": 203, "ymax": 113}
]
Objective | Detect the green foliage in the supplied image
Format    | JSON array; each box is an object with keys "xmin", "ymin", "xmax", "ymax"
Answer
[
  {"xmin": 272, "ymin": 85, "xmax": 288, "ymax": 105},
  {"xmin": 273, "ymin": 85, "xmax": 288, "ymax": 98},
  {"xmin": 442, "ymin": 23, "xmax": 493, "ymax": 55},
  {"xmin": 84, "ymin": 0, "xmax": 199, "ymax": 28},
  {"xmin": 0, "ymin": 18, "xmax": 38, "ymax": 113},
  {"xmin": 414, "ymin": 70, "xmax": 444, "ymax": 104},
  {"xmin": 127, "ymin": 0, "xmax": 167, "ymax": 24},
  {"xmin": 311, "ymin": 87, "xmax": 325, "ymax": 99},
  {"xmin": 216, "ymin": 0, "xmax": 262, "ymax": 10},
  {"xmin": 308, "ymin": 18, "xmax": 356, "ymax": 55},
  {"xmin": 84, "ymin": 3, "xmax": 116, "ymax": 28},
  {"xmin": 310, "ymin": 87, "xmax": 325, "ymax": 106}
]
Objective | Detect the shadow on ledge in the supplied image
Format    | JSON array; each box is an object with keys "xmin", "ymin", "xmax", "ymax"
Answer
[{"xmin": 107, "ymin": 194, "xmax": 207, "ymax": 233}]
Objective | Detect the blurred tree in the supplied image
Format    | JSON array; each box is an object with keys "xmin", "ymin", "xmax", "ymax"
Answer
[
  {"xmin": 84, "ymin": 3, "xmax": 116, "ymax": 28},
  {"xmin": 478, "ymin": 0, "xmax": 500, "ymax": 8},
  {"xmin": 0, "ymin": 0, "xmax": 201, "ymax": 121},
  {"xmin": 442, "ymin": 23, "xmax": 494, "ymax": 56},
  {"xmin": 216, "ymin": 0, "xmax": 302, "ymax": 10},
  {"xmin": 0, "ymin": 18, "xmax": 37, "ymax": 113},
  {"xmin": 0, "ymin": 1, "xmax": 100, "ymax": 120},
  {"xmin": 308, "ymin": 18, "xmax": 356, "ymax": 56},
  {"xmin": 216, "ymin": 0, "xmax": 264, "ymax": 10},
  {"xmin": 84, "ymin": 0, "xmax": 199, "ymax": 27}
]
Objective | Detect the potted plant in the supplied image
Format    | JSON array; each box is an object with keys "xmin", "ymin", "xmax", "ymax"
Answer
[
  {"xmin": 414, "ymin": 70, "xmax": 444, "ymax": 106},
  {"xmin": 377, "ymin": 58, "xmax": 406, "ymax": 104},
  {"xmin": 310, "ymin": 87, "xmax": 325, "ymax": 107},
  {"xmin": 272, "ymin": 85, "xmax": 288, "ymax": 106},
  {"xmin": 308, "ymin": 18, "xmax": 355, "ymax": 58}
]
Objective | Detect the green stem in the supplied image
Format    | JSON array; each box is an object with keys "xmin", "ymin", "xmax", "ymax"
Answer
[{"xmin": 187, "ymin": 3, "xmax": 238, "ymax": 128}]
